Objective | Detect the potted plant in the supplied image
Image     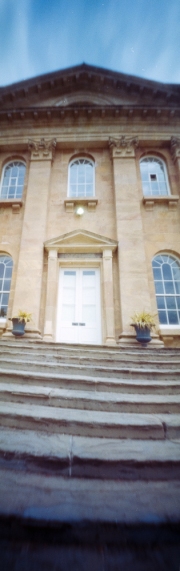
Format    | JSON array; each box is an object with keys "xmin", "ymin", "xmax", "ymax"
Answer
[
  {"xmin": 131, "ymin": 311, "xmax": 156, "ymax": 346},
  {"xmin": 9, "ymin": 310, "xmax": 32, "ymax": 337}
]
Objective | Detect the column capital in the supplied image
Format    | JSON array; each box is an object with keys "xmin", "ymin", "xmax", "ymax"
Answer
[
  {"xmin": 109, "ymin": 136, "xmax": 138, "ymax": 158},
  {"xmin": 48, "ymin": 249, "xmax": 58, "ymax": 260},
  {"xmin": 103, "ymin": 248, "xmax": 113, "ymax": 259},
  {"xmin": 171, "ymin": 136, "xmax": 180, "ymax": 162},
  {"xmin": 28, "ymin": 138, "xmax": 56, "ymax": 161}
]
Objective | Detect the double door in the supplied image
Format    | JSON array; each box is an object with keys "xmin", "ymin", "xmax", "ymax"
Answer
[{"xmin": 56, "ymin": 267, "xmax": 101, "ymax": 345}]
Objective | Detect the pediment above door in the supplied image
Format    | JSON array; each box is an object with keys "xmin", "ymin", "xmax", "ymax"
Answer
[{"xmin": 44, "ymin": 229, "xmax": 118, "ymax": 254}]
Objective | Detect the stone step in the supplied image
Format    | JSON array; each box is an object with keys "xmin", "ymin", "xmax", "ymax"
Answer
[
  {"xmin": 0, "ymin": 428, "xmax": 180, "ymax": 480},
  {"xmin": 0, "ymin": 400, "xmax": 173, "ymax": 439},
  {"xmin": 0, "ymin": 356, "xmax": 179, "ymax": 380},
  {"xmin": 1, "ymin": 467, "xmax": 180, "ymax": 526},
  {"xmin": 0, "ymin": 383, "xmax": 180, "ymax": 413},
  {"xmin": 0, "ymin": 339, "xmax": 180, "ymax": 363},
  {"xmin": 1, "ymin": 340, "xmax": 180, "ymax": 362},
  {"xmin": 0, "ymin": 367, "xmax": 180, "ymax": 394},
  {"xmin": 1, "ymin": 348, "xmax": 180, "ymax": 369}
]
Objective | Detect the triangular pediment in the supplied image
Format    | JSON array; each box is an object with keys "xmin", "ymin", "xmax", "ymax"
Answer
[
  {"xmin": 1, "ymin": 63, "xmax": 180, "ymax": 110},
  {"xmin": 44, "ymin": 229, "xmax": 117, "ymax": 254}
]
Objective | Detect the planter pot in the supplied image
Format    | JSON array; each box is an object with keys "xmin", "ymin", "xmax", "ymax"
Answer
[
  {"xmin": 132, "ymin": 325, "xmax": 152, "ymax": 346},
  {"xmin": 11, "ymin": 318, "xmax": 26, "ymax": 337}
]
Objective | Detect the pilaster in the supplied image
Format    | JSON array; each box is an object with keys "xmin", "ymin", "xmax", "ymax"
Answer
[
  {"xmin": 171, "ymin": 136, "xmax": 180, "ymax": 174},
  {"xmin": 109, "ymin": 136, "xmax": 162, "ymax": 346},
  {"xmin": 102, "ymin": 249, "xmax": 116, "ymax": 345},
  {"xmin": 10, "ymin": 138, "xmax": 56, "ymax": 338},
  {"xmin": 43, "ymin": 249, "xmax": 58, "ymax": 341}
]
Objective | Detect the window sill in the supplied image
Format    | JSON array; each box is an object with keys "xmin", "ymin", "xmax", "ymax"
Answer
[
  {"xmin": 0, "ymin": 200, "xmax": 23, "ymax": 213},
  {"xmin": 158, "ymin": 325, "xmax": 180, "ymax": 337},
  {"xmin": 143, "ymin": 196, "xmax": 179, "ymax": 211},
  {"xmin": 64, "ymin": 198, "xmax": 98, "ymax": 212}
]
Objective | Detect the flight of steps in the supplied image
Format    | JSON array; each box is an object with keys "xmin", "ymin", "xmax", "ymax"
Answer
[
  {"xmin": 0, "ymin": 337, "xmax": 180, "ymax": 571},
  {"xmin": 0, "ymin": 338, "xmax": 180, "ymax": 482}
]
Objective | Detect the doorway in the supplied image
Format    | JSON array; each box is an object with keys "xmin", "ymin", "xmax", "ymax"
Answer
[{"xmin": 56, "ymin": 267, "xmax": 101, "ymax": 344}]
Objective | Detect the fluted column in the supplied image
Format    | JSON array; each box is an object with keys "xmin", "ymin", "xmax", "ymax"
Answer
[{"xmin": 11, "ymin": 138, "xmax": 56, "ymax": 337}]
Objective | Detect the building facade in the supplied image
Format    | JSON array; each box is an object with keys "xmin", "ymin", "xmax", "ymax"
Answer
[{"xmin": 0, "ymin": 63, "xmax": 180, "ymax": 347}]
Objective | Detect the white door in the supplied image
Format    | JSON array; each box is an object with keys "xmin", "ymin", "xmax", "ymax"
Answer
[{"xmin": 56, "ymin": 268, "xmax": 101, "ymax": 345}]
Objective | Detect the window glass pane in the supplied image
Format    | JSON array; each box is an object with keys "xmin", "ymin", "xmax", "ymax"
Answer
[
  {"xmin": 8, "ymin": 187, "xmax": 15, "ymax": 197},
  {"xmin": 3, "ymin": 279, "xmax": 11, "ymax": 291},
  {"xmin": 69, "ymin": 184, "xmax": 77, "ymax": 196},
  {"xmin": 142, "ymin": 183, "xmax": 150, "ymax": 195},
  {"xmin": 153, "ymin": 268, "xmax": 161, "ymax": 280},
  {"xmin": 176, "ymin": 297, "xmax": 180, "ymax": 309},
  {"xmin": 151, "ymin": 182, "xmax": 159, "ymax": 194},
  {"xmin": 172, "ymin": 266, "xmax": 180, "ymax": 280},
  {"xmin": 0, "ymin": 264, "xmax": 4, "ymax": 278},
  {"xmin": 154, "ymin": 256, "xmax": 164, "ymax": 265},
  {"xmin": 156, "ymin": 296, "xmax": 165, "ymax": 309},
  {"xmin": 168, "ymin": 311, "xmax": 178, "ymax": 324},
  {"xmin": 1, "ymin": 293, "xmax": 9, "ymax": 305},
  {"xmin": 159, "ymin": 183, "xmax": 168, "ymax": 195},
  {"xmin": 159, "ymin": 311, "xmax": 168, "ymax": 324},
  {"xmin": 0, "ymin": 307, "xmax": 6, "ymax": 317},
  {"xmin": 1, "ymin": 188, "xmax": 8, "ymax": 198},
  {"xmin": 166, "ymin": 296, "xmax": 176, "ymax": 310},
  {"xmin": 155, "ymin": 282, "xmax": 164, "ymax": 294},
  {"xmin": 164, "ymin": 281, "xmax": 175, "ymax": 294},
  {"xmin": 175, "ymin": 282, "xmax": 180, "ymax": 294},
  {"xmin": 162, "ymin": 263, "xmax": 172, "ymax": 280},
  {"xmin": 5, "ymin": 266, "xmax": 13, "ymax": 278}
]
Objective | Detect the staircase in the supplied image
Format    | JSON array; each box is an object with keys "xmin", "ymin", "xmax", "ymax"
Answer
[
  {"xmin": 0, "ymin": 339, "xmax": 180, "ymax": 569},
  {"xmin": 0, "ymin": 338, "xmax": 180, "ymax": 480}
]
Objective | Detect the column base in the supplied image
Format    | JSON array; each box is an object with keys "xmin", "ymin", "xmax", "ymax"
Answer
[
  {"xmin": 105, "ymin": 336, "xmax": 117, "ymax": 346},
  {"xmin": 43, "ymin": 334, "xmax": 54, "ymax": 342},
  {"xmin": 118, "ymin": 332, "xmax": 164, "ymax": 348}
]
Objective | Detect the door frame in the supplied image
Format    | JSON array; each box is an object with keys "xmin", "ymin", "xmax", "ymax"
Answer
[
  {"xmin": 56, "ymin": 265, "xmax": 102, "ymax": 345},
  {"xmin": 44, "ymin": 229, "xmax": 118, "ymax": 345}
]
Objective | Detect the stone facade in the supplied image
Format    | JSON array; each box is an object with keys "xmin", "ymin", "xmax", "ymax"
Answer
[{"xmin": 0, "ymin": 63, "xmax": 180, "ymax": 347}]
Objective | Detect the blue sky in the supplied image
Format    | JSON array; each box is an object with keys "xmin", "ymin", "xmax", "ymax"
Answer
[{"xmin": 1, "ymin": 0, "xmax": 180, "ymax": 86}]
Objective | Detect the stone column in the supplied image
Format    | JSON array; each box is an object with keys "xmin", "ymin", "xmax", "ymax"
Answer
[
  {"xmin": 11, "ymin": 138, "xmax": 56, "ymax": 337},
  {"xmin": 102, "ymin": 248, "xmax": 116, "ymax": 345},
  {"xmin": 43, "ymin": 249, "xmax": 58, "ymax": 341},
  {"xmin": 109, "ymin": 136, "xmax": 162, "ymax": 345}
]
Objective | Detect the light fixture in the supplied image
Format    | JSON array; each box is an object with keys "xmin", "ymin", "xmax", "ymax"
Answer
[{"xmin": 76, "ymin": 206, "xmax": 84, "ymax": 216}]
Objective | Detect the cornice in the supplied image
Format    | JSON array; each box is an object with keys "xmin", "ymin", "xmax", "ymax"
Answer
[
  {"xmin": 0, "ymin": 64, "xmax": 180, "ymax": 108},
  {"xmin": 0, "ymin": 105, "xmax": 179, "ymax": 123}
]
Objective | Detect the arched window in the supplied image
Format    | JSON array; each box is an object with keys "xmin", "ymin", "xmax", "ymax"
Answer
[
  {"xmin": 0, "ymin": 256, "xmax": 13, "ymax": 317},
  {"xmin": 140, "ymin": 157, "xmax": 169, "ymax": 197},
  {"xmin": 152, "ymin": 254, "xmax": 180, "ymax": 325},
  {"xmin": 68, "ymin": 158, "xmax": 94, "ymax": 198},
  {"xmin": 0, "ymin": 161, "xmax": 26, "ymax": 200}
]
